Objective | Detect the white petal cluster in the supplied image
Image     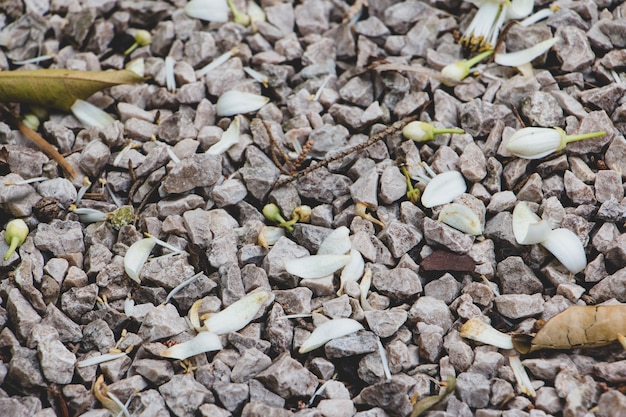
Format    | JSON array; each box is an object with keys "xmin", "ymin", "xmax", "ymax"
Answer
[
  {"xmin": 185, "ymin": 0, "xmax": 230, "ymax": 22},
  {"xmin": 421, "ymin": 171, "xmax": 467, "ymax": 208},
  {"xmin": 505, "ymin": 127, "xmax": 564, "ymax": 159},
  {"xmin": 438, "ymin": 202, "xmax": 483, "ymax": 235},
  {"xmin": 512, "ymin": 202, "xmax": 587, "ymax": 274}
]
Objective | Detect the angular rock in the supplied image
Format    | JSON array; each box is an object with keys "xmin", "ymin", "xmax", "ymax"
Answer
[
  {"xmin": 256, "ymin": 353, "xmax": 318, "ymax": 398},
  {"xmin": 159, "ymin": 374, "xmax": 214, "ymax": 417}
]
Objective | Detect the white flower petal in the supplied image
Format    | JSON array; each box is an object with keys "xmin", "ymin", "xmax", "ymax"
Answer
[
  {"xmin": 438, "ymin": 202, "xmax": 482, "ymax": 235},
  {"xmin": 509, "ymin": 355, "xmax": 536, "ymax": 397},
  {"xmin": 196, "ymin": 49, "xmax": 235, "ymax": 78},
  {"xmin": 299, "ymin": 318, "xmax": 364, "ymax": 353},
  {"xmin": 495, "ymin": 37, "xmax": 559, "ymax": 68},
  {"xmin": 506, "ymin": 0, "xmax": 535, "ymax": 19},
  {"xmin": 284, "ymin": 254, "xmax": 351, "ymax": 279},
  {"xmin": 125, "ymin": 58, "xmax": 145, "ymax": 77},
  {"xmin": 124, "ymin": 237, "xmax": 156, "ymax": 283},
  {"xmin": 540, "ymin": 228, "xmax": 587, "ymax": 274},
  {"xmin": 512, "ymin": 202, "xmax": 552, "ymax": 245},
  {"xmin": 339, "ymin": 249, "xmax": 365, "ymax": 294},
  {"xmin": 160, "ymin": 331, "xmax": 223, "ymax": 360},
  {"xmin": 72, "ymin": 208, "xmax": 109, "ymax": 224},
  {"xmin": 71, "ymin": 99, "xmax": 115, "ymax": 129},
  {"xmin": 421, "ymin": 171, "xmax": 467, "ymax": 208},
  {"xmin": 77, "ymin": 352, "xmax": 128, "ymax": 368},
  {"xmin": 359, "ymin": 268, "xmax": 375, "ymax": 311},
  {"xmin": 258, "ymin": 226, "xmax": 285, "ymax": 248},
  {"xmin": 203, "ymin": 290, "xmax": 272, "ymax": 334},
  {"xmin": 505, "ymin": 127, "xmax": 563, "ymax": 159},
  {"xmin": 206, "ymin": 116, "xmax": 240, "ymax": 155},
  {"xmin": 185, "ymin": 0, "xmax": 229, "ymax": 22},
  {"xmin": 247, "ymin": 1, "xmax": 266, "ymax": 22},
  {"xmin": 317, "ymin": 226, "xmax": 351, "ymax": 255},
  {"xmin": 377, "ymin": 337, "xmax": 392, "ymax": 380},
  {"xmin": 165, "ymin": 56, "xmax": 176, "ymax": 91},
  {"xmin": 216, "ymin": 90, "xmax": 269, "ymax": 116},
  {"xmin": 460, "ymin": 318, "xmax": 514, "ymax": 350}
]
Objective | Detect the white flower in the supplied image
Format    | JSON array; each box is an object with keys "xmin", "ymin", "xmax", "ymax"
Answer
[
  {"xmin": 460, "ymin": 0, "xmax": 534, "ymax": 51},
  {"xmin": 71, "ymin": 99, "xmax": 116, "ymax": 129},
  {"xmin": 299, "ymin": 318, "xmax": 364, "ymax": 353},
  {"xmin": 540, "ymin": 228, "xmax": 587, "ymax": 274},
  {"xmin": 506, "ymin": 127, "xmax": 606, "ymax": 159},
  {"xmin": 185, "ymin": 0, "xmax": 230, "ymax": 22},
  {"xmin": 317, "ymin": 226, "xmax": 351, "ymax": 255},
  {"xmin": 216, "ymin": 90, "xmax": 269, "ymax": 116},
  {"xmin": 512, "ymin": 201, "xmax": 551, "ymax": 245},
  {"xmin": 420, "ymin": 170, "xmax": 467, "ymax": 208},
  {"xmin": 494, "ymin": 37, "xmax": 558, "ymax": 68},
  {"xmin": 438, "ymin": 202, "xmax": 482, "ymax": 235},
  {"xmin": 284, "ymin": 254, "xmax": 351, "ymax": 279}
]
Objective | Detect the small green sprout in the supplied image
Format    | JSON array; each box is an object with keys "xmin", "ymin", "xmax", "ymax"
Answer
[
  {"xmin": 227, "ymin": 0, "xmax": 251, "ymax": 26},
  {"xmin": 4, "ymin": 219, "xmax": 28, "ymax": 261}
]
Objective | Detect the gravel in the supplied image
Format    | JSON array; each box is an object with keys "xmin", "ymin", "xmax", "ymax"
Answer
[{"xmin": 0, "ymin": 1, "xmax": 626, "ymax": 417}]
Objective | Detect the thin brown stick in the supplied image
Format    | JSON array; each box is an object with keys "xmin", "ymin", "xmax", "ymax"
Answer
[
  {"xmin": 274, "ymin": 115, "xmax": 418, "ymax": 187},
  {"xmin": 264, "ymin": 120, "xmax": 293, "ymax": 175},
  {"xmin": 0, "ymin": 105, "xmax": 78, "ymax": 180}
]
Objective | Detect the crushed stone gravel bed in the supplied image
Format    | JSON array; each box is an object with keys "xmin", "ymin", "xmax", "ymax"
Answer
[{"xmin": 0, "ymin": 0, "xmax": 626, "ymax": 416}]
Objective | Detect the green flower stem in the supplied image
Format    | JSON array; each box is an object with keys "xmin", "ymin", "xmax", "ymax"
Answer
[
  {"xmin": 466, "ymin": 49, "xmax": 494, "ymax": 69},
  {"xmin": 564, "ymin": 130, "xmax": 606, "ymax": 143},
  {"xmin": 227, "ymin": 0, "xmax": 251, "ymax": 25},
  {"xmin": 432, "ymin": 128, "xmax": 465, "ymax": 136},
  {"xmin": 4, "ymin": 236, "xmax": 19, "ymax": 260},
  {"xmin": 401, "ymin": 166, "xmax": 420, "ymax": 204}
]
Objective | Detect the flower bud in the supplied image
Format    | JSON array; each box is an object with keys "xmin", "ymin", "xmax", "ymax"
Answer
[{"xmin": 4, "ymin": 219, "xmax": 28, "ymax": 260}]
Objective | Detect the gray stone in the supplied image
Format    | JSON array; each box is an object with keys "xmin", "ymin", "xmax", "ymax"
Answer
[
  {"xmin": 590, "ymin": 267, "xmax": 626, "ymax": 303},
  {"xmin": 350, "ymin": 169, "xmax": 379, "ymax": 210},
  {"xmin": 8, "ymin": 346, "xmax": 45, "ymax": 389},
  {"xmin": 34, "ymin": 220, "xmax": 84, "ymax": 257},
  {"xmin": 353, "ymin": 379, "xmax": 413, "ymax": 417},
  {"xmin": 424, "ymin": 274, "xmax": 461, "ymax": 305},
  {"xmin": 378, "ymin": 220, "xmax": 422, "ymax": 259},
  {"xmin": 494, "ymin": 294, "xmax": 544, "ymax": 319},
  {"xmin": 596, "ymin": 390, "xmax": 626, "ymax": 417},
  {"xmin": 417, "ymin": 323, "xmax": 443, "ymax": 362},
  {"xmin": 274, "ymin": 287, "xmax": 312, "ymax": 315},
  {"xmin": 35, "ymin": 179, "xmax": 77, "ymax": 206},
  {"xmin": 408, "ymin": 296, "xmax": 453, "ymax": 331},
  {"xmin": 484, "ymin": 211, "xmax": 517, "ymax": 248},
  {"xmin": 256, "ymin": 353, "xmax": 318, "ymax": 398},
  {"xmin": 241, "ymin": 402, "xmax": 293, "ymax": 417},
  {"xmin": 133, "ymin": 359, "xmax": 174, "ymax": 386},
  {"xmin": 7, "ymin": 287, "xmax": 41, "ymax": 342},
  {"xmin": 379, "ymin": 165, "xmax": 407, "ymax": 205},
  {"xmin": 568, "ymin": 111, "xmax": 616, "ymax": 155},
  {"xmin": 459, "ymin": 142, "xmax": 487, "ymax": 182},
  {"xmin": 240, "ymin": 146, "xmax": 280, "ymax": 201},
  {"xmin": 364, "ymin": 308, "xmax": 407, "ymax": 338},
  {"xmin": 555, "ymin": 26, "xmax": 595, "ymax": 72},
  {"xmin": 231, "ymin": 348, "xmax": 272, "ymax": 383},
  {"xmin": 38, "ymin": 339, "xmax": 75, "ymax": 384},
  {"xmin": 160, "ymin": 153, "xmax": 221, "ymax": 195},
  {"xmin": 60, "ymin": 283, "xmax": 98, "ymax": 323},
  {"xmin": 496, "ymin": 257, "xmax": 543, "ymax": 295},
  {"xmin": 372, "ymin": 267, "xmax": 421, "ymax": 302},
  {"xmin": 263, "ymin": 237, "xmax": 309, "ymax": 287},
  {"xmin": 564, "ymin": 170, "xmax": 596, "ymax": 205},
  {"xmin": 138, "ymin": 303, "xmax": 187, "ymax": 342},
  {"xmin": 325, "ymin": 331, "xmax": 378, "ymax": 358},
  {"xmin": 41, "ymin": 304, "xmax": 82, "ymax": 343},
  {"xmin": 322, "ymin": 295, "xmax": 352, "ymax": 318},
  {"xmin": 423, "ymin": 217, "xmax": 474, "ymax": 254},
  {"xmin": 456, "ymin": 372, "xmax": 490, "ymax": 409},
  {"xmin": 520, "ymin": 91, "xmax": 564, "ymax": 127},
  {"xmin": 128, "ymin": 389, "xmax": 170, "ymax": 417},
  {"xmin": 213, "ymin": 381, "xmax": 249, "ymax": 413},
  {"xmin": 212, "ymin": 178, "xmax": 248, "ymax": 207},
  {"xmin": 82, "ymin": 319, "xmax": 115, "ymax": 353},
  {"xmin": 595, "ymin": 170, "xmax": 623, "ymax": 203},
  {"xmin": 318, "ymin": 399, "xmax": 355, "ymax": 417},
  {"xmin": 159, "ymin": 374, "xmax": 214, "ymax": 417},
  {"xmin": 80, "ymin": 140, "xmax": 110, "ymax": 177}
]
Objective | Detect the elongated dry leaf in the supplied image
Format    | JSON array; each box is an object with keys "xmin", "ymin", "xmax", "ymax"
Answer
[
  {"xmin": 513, "ymin": 305, "xmax": 626, "ymax": 353},
  {"xmin": 0, "ymin": 69, "xmax": 145, "ymax": 111},
  {"xmin": 410, "ymin": 375, "xmax": 456, "ymax": 417}
]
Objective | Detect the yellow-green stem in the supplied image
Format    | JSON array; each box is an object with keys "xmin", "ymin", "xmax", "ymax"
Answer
[
  {"xmin": 432, "ymin": 128, "xmax": 465, "ymax": 136},
  {"xmin": 565, "ymin": 130, "xmax": 606, "ymax": 144},
  {"xmin": 4, "ymin": 237, "xmax": 18, "ymax": 260},
  {"xmin": 401, "ymin": 166, "xmax": 420, "ymax": 204},
  {"xmin": 466, "ymin": 49, "xmax": 494, "ymax": 69}
]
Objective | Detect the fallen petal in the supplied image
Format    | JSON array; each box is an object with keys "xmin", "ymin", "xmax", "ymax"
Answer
[
  {"xmin": 509, "ymin": 354, "xmax": 536, "ymax": 397},
  {"xmin": 124, "ymin": 237, "xmax": 156, "ymax": 283},
  {"xmin": 204, "ymin": 290, "xmax": 272, "ymax": 334},
  {"xmin": 77, "ymin": 352, "xmax": 128, "ymax": 368},
  {"xmin": 495, "ymin": 37, "xmax": 559, "ymax": 68},
  {"xmin": 512, "ymin": 201, "xmax": 552, "ymax": 245},
  {"xmin": 438, "ymin": 202, "xmax": 482, "ymax": 235},
  {"xmin": 160, "ymin": 331, "xmax": 223, "ymax": 360},
  {"xmin": 339, "ymin": 249, "xmax": 365, "ymax": 294},
  {"xmin": 185, "ymin": 0, "xmax": 230, "ymax": 22},
  {"xmin": 206, "ymin": 116, "xmax": 241, "ymax": 155},
  {"xmin": 299, "ymin": 318, "xmax": 364, "ymax": 353},
  {"xmin": 540, "ymin": 228, "xmax": 587, "ymax": 274},
  {"xmin": 216, "ymin": 90, "xmax": 269, "ymax": 116},
  {"xmin": 317, "ymin": 226, "xmax": 351, "ymax": 255},
  {"xmin": 284, "ymin": 254, "xmax": 351, "ymax": 279},
  {"xmin": 421, "ymin": 171, "xmax": 467, "ymax": 208},
  {"xmin": 71, "ymin": 99, "xmax": 115, "ymax": 129},
  {"xmin": 460, "ymin": 318, "xmax": 514, "ymax": 350}
]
